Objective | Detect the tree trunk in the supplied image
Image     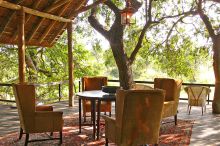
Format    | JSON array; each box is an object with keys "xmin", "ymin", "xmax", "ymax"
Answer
[
  {"xmin": 212, "ymin": 35, "xmax": 220, "ymax": 113},
  {"xmin": 108, "ymin": 22, "xmax": 134, "ymax": 89},
  {"xmin": 109, "ymin": 37, "xmax": 134, "ymax": 90}
]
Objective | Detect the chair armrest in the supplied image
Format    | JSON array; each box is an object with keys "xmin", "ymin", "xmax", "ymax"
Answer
[
  {"xmin": 33, "ymin": 111, "xmax": 63, "ymax": 132},
  {"xmin": 102, "ymin": 115, "xmax": 115, "ymax": 123},
  {"xmin": 102, "ymin": 115, "xmax": 117, "ymax": 142},
  {"xmin": 36, "ymin": 105, "xmax": 53, "ymax": 111},
  {"xmin": 35, "ymin": 111, "xmax": 63, "ymax": 117}
]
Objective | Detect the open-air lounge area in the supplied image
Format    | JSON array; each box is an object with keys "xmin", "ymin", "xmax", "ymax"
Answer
[{"xmin": 0, "ymin": 0, "xmax": 220, "ymax": 146}]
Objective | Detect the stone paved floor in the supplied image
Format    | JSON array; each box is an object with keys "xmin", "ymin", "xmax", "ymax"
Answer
[{"xmin": 0, "ymin": 100, "xmax": 220, "ymax": 145}]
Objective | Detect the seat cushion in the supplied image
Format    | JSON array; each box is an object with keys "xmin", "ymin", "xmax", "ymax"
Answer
[{"xmin": 162, "ymin": 101, "xmax": 176, "ymax": 118}]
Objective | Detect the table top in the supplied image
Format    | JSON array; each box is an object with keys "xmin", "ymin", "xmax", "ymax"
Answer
[{"xmin": 76, "ymin": 90, "xmax": 116, "ymax": 100}]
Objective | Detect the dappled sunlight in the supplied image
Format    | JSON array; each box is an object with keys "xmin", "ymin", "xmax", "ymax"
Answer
[{"xmin": 1, "ymin": 101, "xmax": 220, "ymax": 145}]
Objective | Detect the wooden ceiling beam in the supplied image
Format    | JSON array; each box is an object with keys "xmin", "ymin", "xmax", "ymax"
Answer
[
  {"xmin": 0, "ymin": 37, "xmax": 52, "ymax": 47},
  {"xmin": 26, "ymin": 0, "xmax": 71, "ymax": 42},
  {"xmin": 49, "ymin": 24, "xmax": 67, "ymax": 46},
  {"xmin": 44, "ymin": 0, "xmax": 71, "ymax": 13},
  {"xmin": 25, "ymin": 0, "xmax": 43, "ymax": 26},
  {"xmin": 23, "ymin": 7, "xmax": 71, "ymax": 22},
  {"xmin": 12, "ymin": 0, "xmax": 42, "ymax": 41},
  {"xmin": 49, "ymin": 0, "xmax": 87, "ymax": 45},
  {"xmin": 0, "ymin": 0, "xmax": 23, "ymax": 37},
  {"xmin": 0, "ymin": 0, "xmax": 71, "ymax": 22},
  {"xmin": 38, "ymin": 3, "xmax": 71, "ymax": 43}
]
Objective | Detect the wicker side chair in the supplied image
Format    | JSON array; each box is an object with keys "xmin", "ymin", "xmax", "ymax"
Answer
[
  {"xmin": 103, "ymin": 89, "xmax": 165, "ymax": 146},
  {"xmin": 154, "ymin": 78, "xmax": 183, "ymax": 125},
  {"xmin": 13, "ymin": 83, "xmax": 63, "ymax": 146},
  {"xmin": 81, "ymin": 76, "xmax": 111, "ymax": 122},
  {"xmin": 184, "ymin": 86, "xmax": 211, "ymax": 115}
]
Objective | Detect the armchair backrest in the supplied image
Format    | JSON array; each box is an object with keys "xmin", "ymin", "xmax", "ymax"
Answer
[
  {"xmin": 131, "ymin": 83, "xmax": 153, "ymax": 90},
  {"xmin": 154, "ymin": 78, "xmax": 182, "ymax": 102},
  {"xmin": 12, "ymin": 83, "xmax": 36, "ymax": 130},
  {"xmin": 115, "ymin": 89, "xmax": 165, "ymax": 145},
  {"xmin": 184, "ymin": 86, "xmax": 211, "ymax": 106},
  {"xmin": 82, "ymin": 76, "xmax": 107, "ymax": 91}
]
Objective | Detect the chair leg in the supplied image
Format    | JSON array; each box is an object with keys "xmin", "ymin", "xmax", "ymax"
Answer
[
  {"xmin": 105, "ymin": 138, "xmax": 108, "ymax": 146},
  {"xmin": 59, "ymin": 131, "xmax": 62, "ymax": 144},
  {"xmin": 19, "ymin": 127, "xmax": 23, "ymax": 140},
  {"xmin": 25, "ymin": 133, "xmax": 29, "ymax": 146},
  {"xmin": 109, "ymin": 112, "xmax": 111, "ymax": 117},
  {"xmin": 189, "ymin": 106, "xmax": 191, "ymax": 115},
  {"xmin": 50, "ymin": 132, "xmax": 53, "ymax": 136},
  {"xmin": 83, "ymin": 112, "xmax": 86, "ymax": 122},
  {"xmin": 202, "ymin": 106, "xmax": 204, "ymax": 116},
  {"xmin": 174, "ymin": 114, "xmax": 177, "ymax": 125}
]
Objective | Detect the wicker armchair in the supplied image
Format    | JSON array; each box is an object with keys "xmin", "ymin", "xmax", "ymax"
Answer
[
  {"xmin": 82, "ymin": 76, "xmax": 111, "ymax": 122},
  {"xmin": 184, "ymin": 86, "xmax": 211, "ymax": 115},
  {"xmin": 154, "ymin": 78, "xmax": 182, "ymax": 125},
  {"xmin": 103, "ymin": 89, "xmax": 165, "ymax": 146},
  {"xmin": 13, "ymin": 83, "xmax": 63, "ymax": 146}
]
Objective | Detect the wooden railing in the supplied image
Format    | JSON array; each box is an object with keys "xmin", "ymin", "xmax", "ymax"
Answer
[
  {"xmin": 0, "ymin": 79, "xmax": 215, "ymax": 104},
  {"xmin": 107, "ymin": 79, "xmax": 215, "ymax": 104},
  {"xmin": 0, "ymin": 81, "xmax": 67, "ymax": 103}
]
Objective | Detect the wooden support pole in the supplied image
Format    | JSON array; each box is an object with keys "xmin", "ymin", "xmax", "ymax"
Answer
[
  {"xmin": 17, "ymin": 7, "xmax": 26, "ymax": 83},
  {"xmin": 67, "ymin": 22, "xmax": 74, "ymax": 106}
]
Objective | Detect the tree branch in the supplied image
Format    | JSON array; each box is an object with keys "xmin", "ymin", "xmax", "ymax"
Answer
[
  {"xmin": 104, "ymin": 0, "xmax": 120, "ymax": 14},
  {"xmin": 75, "ymin": 0, "xmax": 106, "ymax": 14},
  {"xmin": 164, "ymin": 11, "xmax": 198, "ymax": 47},
  {"xmin": 147, "ymin": 0, "xmax": 153, "ymax": 22},
  {"xmin": 156, "ymin": 9, "xmax": 198, "ymax": 22},
  {"xmin": 129, "ymin": 0, "xmax": 152, "ymax": 63},
  {"xmin": 198, "ymin": 0, "xmax": 216, "ymax": 40},
  {"xmin": 88, "ymin": 8, "xmax": 110, "ymax": 40},
  {"xmin": 129, "ymin": 22, "xmax": 151, "ymax": 63}
]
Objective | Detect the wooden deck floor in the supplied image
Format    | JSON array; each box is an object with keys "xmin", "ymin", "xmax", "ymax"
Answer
[{"xmin": 0, "ymin": 100, "xmax": 220, "ymax": 145}]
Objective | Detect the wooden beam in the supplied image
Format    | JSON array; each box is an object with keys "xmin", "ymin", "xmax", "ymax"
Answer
[
  {"xmin": 38, "ymin": 3, "xmax": 70, "ymax": 43},
  {"xmin": 23, "ymin": 7, "xmax": 71, "ymax": 22},
  {"xmin": 0, "ymin": 38, "xmax": 52, "ymax": 47},
  {"xmin": 0, "ymin": 0, "xmax": 21, "ymax": 10},
  {"xmin": 0, "ymin": 0, "xmax": 23, "ymax": 37},
  {"xmin": 12, "ymin": 0, "xmax": 43, "ymax": 41},
  {"xmin": 44, "ymin": 0, "xmax": 71, "ymax": 13},
  {"xmin": 49, "ymin": 0, "xmax": 87, "ymax": 45},
  {"xmin": 26, "ymin": 0, "xmax": 71, "ymax": 42},
  {"xmin": 26, "ymin": 18, "xmax": 45, "ymax": 42},
  {"xmin": 17, "ymin": 7, "xmax": 25, "ymax": 83},
  {"xmin": 67, "ymin": 22, "xmax": 74, "ymax": 106},
  {"xmin": 49, "ymin": 24, "xmax": 67, "ymax": 46},
  {"xmin": 0, "ymin": 0, "xmax": 71, "ymax": 22}
]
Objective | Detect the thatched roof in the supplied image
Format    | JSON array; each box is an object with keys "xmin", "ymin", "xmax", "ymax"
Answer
[{"xmin": 0, "ymin": 0, "xmax": 88, "ymax": 47}]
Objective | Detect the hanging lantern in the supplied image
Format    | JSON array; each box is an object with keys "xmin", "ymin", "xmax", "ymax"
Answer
[{"xmin": 120, "ymin": 0, "xmax": 135, "ymax": 25}]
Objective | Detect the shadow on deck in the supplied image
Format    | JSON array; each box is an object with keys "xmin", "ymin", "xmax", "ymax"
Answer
[{"xmin": 0, "ymin": 100, "xmax": 220, "ymax": 145}]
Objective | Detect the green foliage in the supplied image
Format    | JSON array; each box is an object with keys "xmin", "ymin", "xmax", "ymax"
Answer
[
  {"xmin": 0, "ymin": 0, "xmax": 217, "ymax": 103},
  {"xmin": 0, "ymin": 45, "xmax": 18, "ymax": 82}
]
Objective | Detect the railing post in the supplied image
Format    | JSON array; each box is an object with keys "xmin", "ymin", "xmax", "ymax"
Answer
[
  {"xmin": 79, "ymin": 80, "xmax": 81, "ymax": 92},
  {"xmin": 208, "ymin": 86, "xmax": 210, "ymax": 105},
  {"xmin": 58, "ymin": 83, "xmax": 61, "ymax": 101}
]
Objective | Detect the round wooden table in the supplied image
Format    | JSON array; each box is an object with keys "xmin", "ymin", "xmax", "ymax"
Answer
[{"xmin": 76, "ymin": 90, "xmax": 116, "ymax": 140}]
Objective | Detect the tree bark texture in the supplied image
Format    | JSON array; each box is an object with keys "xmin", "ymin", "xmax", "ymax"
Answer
[
  {"xmin": 212, "ymin": 35, "xmax": 220, "ymax": 113},
  {"xmin": 109, "ymin": 40, "xmax": 134, "ymax": 90}
]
